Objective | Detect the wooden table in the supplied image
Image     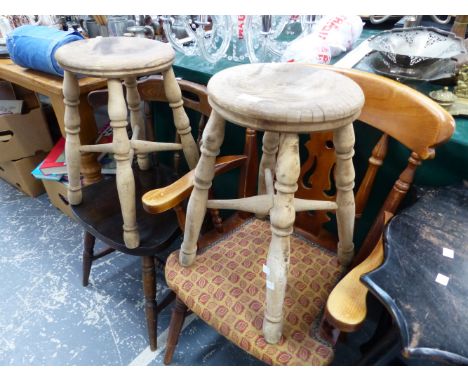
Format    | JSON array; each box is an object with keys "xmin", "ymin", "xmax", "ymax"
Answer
[
  {"xmin": 362, "ymin": 184, "xmax": 468, "ymax": 365},
  {"xmin": 0, "ymin": 59, "xmax": 106, "ymax": 184}
]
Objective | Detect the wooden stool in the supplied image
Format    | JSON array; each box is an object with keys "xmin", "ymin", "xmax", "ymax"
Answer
[
  {"xmin": 55, "ymin": 37, "xmax": 199, "ymax": 249},
  {"xmin": 180, "ymin": 63, "xmax": 364, "ymax": 344}
]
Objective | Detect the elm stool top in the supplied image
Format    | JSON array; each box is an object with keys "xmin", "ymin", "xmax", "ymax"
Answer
[
  {"xmin": 55, "ymin": 36, "xmax": 175, "ymax": 78},
  {"xmin": 207, "ymin": 63, "xmax": 365, "ymax": 133}
]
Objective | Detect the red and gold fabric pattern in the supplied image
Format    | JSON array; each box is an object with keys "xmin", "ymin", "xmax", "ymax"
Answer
[{"xmin": 165, "ymin": 218, "xmax": 344, "ymax": 366}]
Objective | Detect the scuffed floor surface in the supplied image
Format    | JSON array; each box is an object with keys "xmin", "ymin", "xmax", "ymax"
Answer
[
  {"xmin": 0, "ymin": 179, "xmax": 371, "ymax": 366},
  {"xmin": 0, "ymin": 180, "xmax": 264, "ymax": 366}
]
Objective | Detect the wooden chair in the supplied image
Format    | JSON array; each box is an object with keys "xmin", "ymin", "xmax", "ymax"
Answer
[
  {"xmin": 142, "ymin": 64, "xmax": 454, "ymax": 365},
  {"xmin": 63, "ymin": 74, "xmax": 213, "ymax": 352}
]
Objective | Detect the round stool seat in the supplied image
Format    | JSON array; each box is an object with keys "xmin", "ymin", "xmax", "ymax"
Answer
[
  {"xmin": 55, "ymin": 37, "xmax": 175, "ymax": 78},
  {"xmin": 207, "ymin": 63, "xmax": 364, "ymax": 133}
]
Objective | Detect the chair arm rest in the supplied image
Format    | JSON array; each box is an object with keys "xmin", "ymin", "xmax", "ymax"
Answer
[
  {"xmin": 142, "ymin": 155, "xmax": 247, "ymax": 214},
  {"xmin": 324, "ymin": 211, "xmax": 393, "ymax": 332}
]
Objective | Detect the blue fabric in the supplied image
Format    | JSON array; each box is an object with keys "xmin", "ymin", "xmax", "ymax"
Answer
[{"xmin": 6, "ymin": 25, "xmax": 84, "ymax": 77}]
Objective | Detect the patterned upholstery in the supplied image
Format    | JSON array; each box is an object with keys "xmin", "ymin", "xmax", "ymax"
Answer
[{"xmin": 165, "ymin": 218, "xmax": 346, "ymax": 366}]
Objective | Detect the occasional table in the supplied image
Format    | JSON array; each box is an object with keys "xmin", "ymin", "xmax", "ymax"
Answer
[{"xmin": 362, "ymin": 184, "xmax": 468, "ymax": 365}]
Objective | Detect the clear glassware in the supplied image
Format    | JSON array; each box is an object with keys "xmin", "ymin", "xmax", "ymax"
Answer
[
  {"xmin": 244, "ymin": 15, "xmax": 303, "ymax": 63},
  {"xmin": 220, "ymin": 15, "xmax": 250, "ymax": 63},
  {"xmin": 193, "ymin": 15, "xmax": 233, "ymax": 64},
  {"xmin": 161, "ymin": 15, "xmax": 198, "ymax": 56}
]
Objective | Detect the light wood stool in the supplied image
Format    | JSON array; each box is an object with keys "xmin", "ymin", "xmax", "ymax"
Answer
[
  {"xmin": 55, "ymin": 37, "xmax": 199, "ymax": 249},
  {"xmin": 179, "ymin": 63, "xmax": 364, "ymax": 344}
]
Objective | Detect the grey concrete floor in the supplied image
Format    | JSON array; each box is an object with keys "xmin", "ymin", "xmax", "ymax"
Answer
[{"xmin": 0, "ymin": 178, "xmax": 380, "ymax": 366}]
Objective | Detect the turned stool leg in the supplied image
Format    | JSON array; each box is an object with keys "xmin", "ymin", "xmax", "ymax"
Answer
[
  {"xmin": 162, "ymin": 67, "xmax": 199, "ymax": 169},
  {"xmin": 124, "ymin": 77, "xmax": 151, "ymax": 171},
  {"xmin": 179, "ymin": 110, "xmax": 225, "ymax": 266},
  {"xmin": 257, "ymin": 131, "xmax": 280, "ymax": 219},
  {"xmin": 63, "ymin": 70, "xmax": 82, "ymax": 205},
  {"xmin": 333, "ymin": 123, "xmax": 356, "ymax": 266},
  {"xmin": 107, "ymin": 79, "xmax": 139, "ymax": 249},
  {"xmin": 258, "ymin": 131, "xmax": 280, "ymax": 196},
  {"xmin": 142, "ymin": 256, "xmax": 157, "ymax": 351},
  {"xmin": 263, "ymin": 133, "xmax": 300, "ymax": 344}
]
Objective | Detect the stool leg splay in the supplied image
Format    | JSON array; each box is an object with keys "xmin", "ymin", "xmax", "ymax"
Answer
[
  {"xmin": 263, "ymin": 133, "xmax": 300, "ymax": 344},
  {"xmin": 108, "ymin": 79, "xmax": 139, "ymax": 249}
]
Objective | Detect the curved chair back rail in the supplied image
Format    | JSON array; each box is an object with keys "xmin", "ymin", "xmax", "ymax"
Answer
[
  {"xmin": 315, "ymin": 66, "xmax": 455, "ymax": 160},
  {"xmin": 87, "ymin": 75, "xmax": 212, "ymax": 118}
]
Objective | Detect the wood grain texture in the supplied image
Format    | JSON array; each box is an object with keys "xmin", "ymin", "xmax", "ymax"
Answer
[
  {"xmin": 107, "ymin": 78, "xmax": 139, "ymax": 249},
  {"xmin": 142, "ymin": 155, "xmax": 248, "ymax": 214},
  {"xmin": 141, "ymin": 256, "xmax": 157, "ymax": 351},
  {"xmin": 294, "ymin": 65, "xmax": 454, "ymax": 259},
  {"xmin": 124, "ymin": 77, "xmax": 151, "ymax": 170},
  {"xmin": 263, "ymin": 133, "xmax": 301, "ymax": 344},
  {"xmin": 237, "ymin": 128, "xmax": 258, "ymax": 219},
  {"xmin": 362, "ymin": 185, "xmax": 468, "ymax": 365},
  {"xmin": 311, "ymin": 65, "xmax": 455, "ymax": 159},
  {"xmin": 0, "ymin": 58, "xmax": 105, "ymax": 97},
  {"xmin": 163, "ymin": 68, "xmax": 200, "ymax": 170},
  {"xmin": 333, "ymin": 124, "xmax": 356, "ymax": 266},
  {"xmin": 0, "ymin": 59, "xmax": 104, "ymax": 185},
  {"xmin": 179, "ymin": 111, "xmax": 226, "ymax": 266},
  {"xmin": 208, "ymin": 63, "xmax": 364, "ymax": 133},
  {"xmin": 63, "ymin": 70, "xmax": 82, "ymax": 205},
  {"xmin": 55, "ymin": 37, "xmax": 175, "ymax": 78},
  {"xmin": 137, "ymin": 75, "xmax": 212, "ymax": 117},
  {"xmin": 355, "ymin": 134, "xmax": 389, "ymax": 218},
  {"xmin": 325, "ymin": 212, "xmax": 393, "ymax": 332},
  {"xmin": 258, "ymin": 132, "xmax": 280, "ymax": 196},
  {"xmin": 295, "ymin": 131, "xmax": 337, "ymax": 250},
  {"xmin": 354, "ymin": 152, "xmax": 422, "ymax": 267}
]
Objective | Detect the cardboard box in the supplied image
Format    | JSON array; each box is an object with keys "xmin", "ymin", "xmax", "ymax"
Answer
[
  {"xmin": 42, "ymin": 179, "xmax": 75, "ymax": 220},
  {"xmin": 0, "ymin": 151, "xmax": 46, "ymax": 197},
  {"xmin": 0, "ymin": 107, "xmax": 53, "ymax": 162}
]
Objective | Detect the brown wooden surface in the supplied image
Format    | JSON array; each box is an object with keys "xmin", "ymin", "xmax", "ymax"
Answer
[
  {"xmin": 0, "ymin": 58, "xmax": 106, "ymax": 185},
  {"xmin": 208, "ymin": 63, "xmax": 364, "ymax": 133},
  {"xmin": 354, "ymin": 152, "xmax": 422, "ymax": 266},
  {"xmin": 311, "ymin": 65, "xmax": 455, "ymax": 160},
  {"xmin": 325, "ymin": 212, "xmax": 393, "ymax": 333},
  {"xmin": 295, "ymin": 67, "xmax": 455, "ymax": 262},
  {"xmin": 142, "ymin": 155, "xmax": 247, "ymax": 214},
  {"xmin": 55, "ymin": 37, "xmax": 175, "ymax": 78},
  {"xmin": 141, "ymin": 256, "xmax": 157, "ymax": 351},
  {"xmin": 354, "ymin": 134, "xmax": 389, "ymax": 218}
]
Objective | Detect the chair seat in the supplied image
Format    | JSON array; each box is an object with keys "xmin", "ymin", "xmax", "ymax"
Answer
[
  {"xmin": 55, "ymin": 37, "xmax": 175, "ymax": 78},
  {"xmin": 165, "ymin": 218, "xmax": 345, "ymax": 365},
  {"xmin": 73, "ymin": 163, "xmax": 180, "ymax": 256},
  {"xmin": 207, "ymin": 63, "xmax": 364, "ymax": 133}
]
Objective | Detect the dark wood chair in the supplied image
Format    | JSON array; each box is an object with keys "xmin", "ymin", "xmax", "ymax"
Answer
[
  {"xmin": 142, "ymin": 66, "xmax": 455, "ymax": 365},
  {"xmin": 72, "ymin": 75, "xmax": 212, "ymax": 351}
]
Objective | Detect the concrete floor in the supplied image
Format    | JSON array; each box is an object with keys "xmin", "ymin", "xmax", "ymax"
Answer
[{"xmin": 0, "ymin": 177, "xmax": 382, "ymax": 366}]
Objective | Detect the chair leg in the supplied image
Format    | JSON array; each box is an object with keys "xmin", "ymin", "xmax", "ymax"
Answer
[
  {"xmin": 164, "ymin": 296, "xmax": 188, "ymax": 365},
  {"xmin": 141, "ymin": 256, "xmax": 157, "ymax": 351},
  {"xmin": 82, "ymin": 231, "xmax": 96, "ymax": 287}
]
